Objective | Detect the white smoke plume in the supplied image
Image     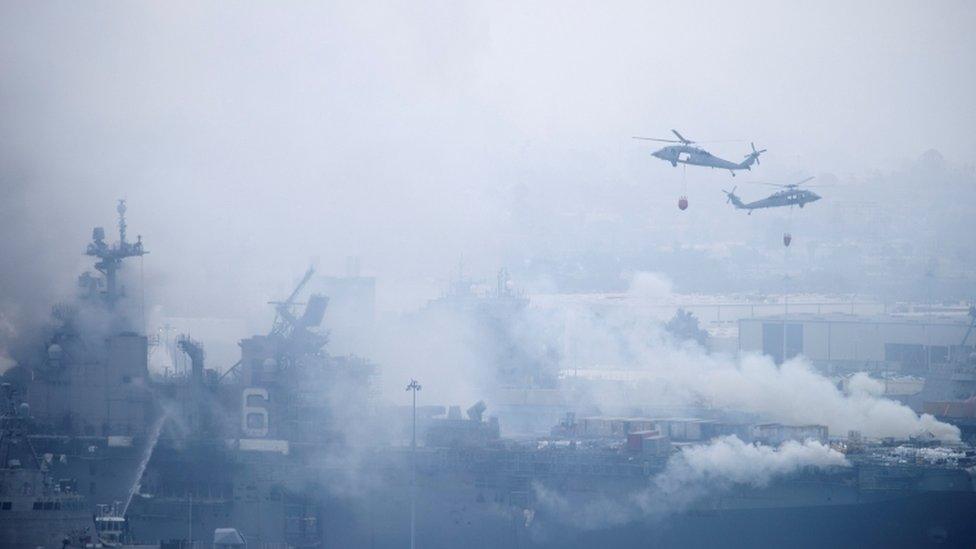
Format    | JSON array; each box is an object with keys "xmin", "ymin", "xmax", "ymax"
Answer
[
  {"xmin": 651, "ymin": 435, "xmax": 848, "ymax": 494},
  {"xmin": 534, "ymin": 435, "xmax": 848, "ymax": 531},
  {"xmin": 521, "ymin": 271, "xmax": 961, "ymax": 442},
  {"xmin": 689, "ymin": 354, "xmax": 959, "ymax": 442},
  {"xmin": 633, "ymin": 436, "xmax": 849, "ymax": 518}
]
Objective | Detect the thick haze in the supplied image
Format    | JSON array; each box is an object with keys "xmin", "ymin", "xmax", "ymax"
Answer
[
  {"xmin": 2, "ymin": 1, "xmax": 975, "ymax": 358},
  {"xmin": 3, "ymin": 8, "xmax": 976, "ymax": 546}
]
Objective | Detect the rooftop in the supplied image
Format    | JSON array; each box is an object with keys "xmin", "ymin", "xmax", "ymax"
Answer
[{"xmin": 742, "ymin": 312, "xmax": 972, "ymax": 327}]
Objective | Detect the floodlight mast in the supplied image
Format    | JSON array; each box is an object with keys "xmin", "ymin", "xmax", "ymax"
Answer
[{"xmin": 406, "ymin": 379, "xmax": 422, "ymax": 549}]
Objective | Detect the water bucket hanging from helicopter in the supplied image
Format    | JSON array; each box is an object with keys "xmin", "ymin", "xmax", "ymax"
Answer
[
  {"xmin": 783, "ymin": 232, "xmax": 792, "ymax": 247},
  {"xmin": 676, "ymin": 163, "xmax": 689, "ymax": 210}
]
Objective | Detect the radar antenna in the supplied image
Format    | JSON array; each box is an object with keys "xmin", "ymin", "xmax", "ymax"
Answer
[{"xmin": 84, "ymin": 199, "xmax": 147, "ymax": 307}]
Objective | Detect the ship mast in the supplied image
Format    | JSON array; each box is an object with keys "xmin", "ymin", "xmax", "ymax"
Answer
[{"xmin": 85, "ymin": 199, "xmax": 147, "ymax": 307}]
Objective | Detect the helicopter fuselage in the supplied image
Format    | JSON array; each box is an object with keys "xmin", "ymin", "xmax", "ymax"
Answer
[
  {"xmin": 731, "ymin": 189, "xmax": 822, "ymax": 212},
  {"xmin": 652, "ymin": 145, "xmax": 750, "ymax": 173}
]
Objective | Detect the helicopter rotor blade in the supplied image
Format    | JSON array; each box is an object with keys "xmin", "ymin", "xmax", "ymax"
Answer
[
  {"xmin": 632, "ymin": 136, "xmax": 680, "ymax": 143},
  {"xmin": 748, "ymin": 177, "xmax": 817, "ymax": 189},
  {"xmin": 635, "ymin": 132, "xmax": 740, "ymax": 145},
  {"xmin": 671, "ymin": 129, "xmax": 692, "ymax": 144}
]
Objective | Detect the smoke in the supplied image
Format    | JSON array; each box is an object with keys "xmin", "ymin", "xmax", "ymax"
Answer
[
  {"xmin": 693, "ymin": 355, "xmax": 959, "ymax": 441},
  {"xmin": 626, "ymin": 271, "xmax": 674, "ymax": 301},
  {"xmin": 1, "ymin": 2, "xmax": 974, "ymax": 375},
  {"xmin": 0, "ymin": 175, "xmax": 77, "ymax": 369},
  {"xmin": 0, "ymin": 182, "xmax": 148, "ymax": 378},
  {"xmin": 533, "ymin": 435, "xmax": 848, "ymax": 532},
  {"xmin": 518, "ymin": 271, "xmax": 961, "ymax": 442},
  {"xmin": 0, "ymin": 6, "xmax": 972, "ymax": 546},
  {"xmin": 645, "ymin": 435, "xmax": 848, "ymax": 505},
  {"xmin": 349, "ymin": 267, "xmax": 961, "ymax": 442},
  {"xmin": 370, "ymin": 303, "xmax": 499, "ymax": 407}
]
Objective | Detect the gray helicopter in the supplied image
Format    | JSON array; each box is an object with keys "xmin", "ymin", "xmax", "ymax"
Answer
[
  {"xmin": 633, "ymin": 129, "xmax": 766, "ymax": 176},
  {"xmin": 723, "ymin": 176, "xmax": 821, "ymax": 214}
]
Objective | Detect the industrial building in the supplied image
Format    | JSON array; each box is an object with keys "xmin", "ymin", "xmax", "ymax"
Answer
[{"xmin": 738, "ymin": 313, "xmax": 973, "ymax": 373}]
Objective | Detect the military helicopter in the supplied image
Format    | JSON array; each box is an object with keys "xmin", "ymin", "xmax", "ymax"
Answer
[
  {"xmin": 633, "ymin": 129, "xmax": 766, "ymax": 176},
  {"xmin": 723, "ymin": 177, "xmax": 821, "ymax": 214}
]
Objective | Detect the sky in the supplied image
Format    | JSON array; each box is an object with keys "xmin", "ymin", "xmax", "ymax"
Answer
[{"xmin": 2, "ymin": 0, "xmax": 974, "ymax": 328}]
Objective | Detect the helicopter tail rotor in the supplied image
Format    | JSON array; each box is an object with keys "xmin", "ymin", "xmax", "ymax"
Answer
[
  {"xmin": 723, "ymin": 186, "xmax": 738, "ymax": 203},
  {"xmin": 723, "ymin": 187, "xmax": 745, "ymax": 208},
  {"xmin": 742, "ymin": 142, "xmax": 767, "ymax": 167}
]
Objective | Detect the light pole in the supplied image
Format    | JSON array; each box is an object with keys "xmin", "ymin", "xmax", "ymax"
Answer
[{"xmin": 406, "ymin": 379, "xmax": 422, "ymax": 549}]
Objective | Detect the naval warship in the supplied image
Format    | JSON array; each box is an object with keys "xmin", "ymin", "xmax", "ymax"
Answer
[
  {"xmin": 3, "ymin": 202, "xmax": 976, "ymax": 548},
  {"xmin": 0, "ymin": 384, "xmax": 93, "ymax": 549}
]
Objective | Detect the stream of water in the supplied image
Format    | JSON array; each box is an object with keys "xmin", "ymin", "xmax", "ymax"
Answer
[{"xmin": 122, "ymin": 410, "xmax": 168, "ymax": 516}]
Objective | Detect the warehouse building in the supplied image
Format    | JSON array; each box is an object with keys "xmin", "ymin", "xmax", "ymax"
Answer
[{"xmin": 738, "ymin": 313, "xmax": 973, "ymax": 374}]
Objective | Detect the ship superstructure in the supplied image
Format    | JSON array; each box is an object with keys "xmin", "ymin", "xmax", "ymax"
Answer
[{"xmin": 28, "ymin": 199, "xmax": 153, "ymax": 438}]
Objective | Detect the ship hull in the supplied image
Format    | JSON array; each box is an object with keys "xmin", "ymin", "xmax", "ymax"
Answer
[
  {"xmin": 321, "ymin": 488, "xmax": 976, "ymax": 549},
  {"xmin": 0, "ymin": 511, "xmax": 93, "ymax": 549},
  {"xmin": 34, "ymin": 437, "xmax": 976, "ymax": 549}
]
